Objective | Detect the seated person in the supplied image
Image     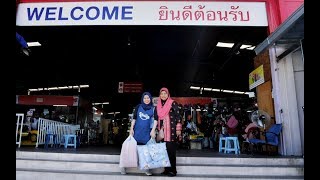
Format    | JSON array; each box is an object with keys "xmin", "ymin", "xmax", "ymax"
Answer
[
  {"xmin": 29, "ymin": 113, "xmax": 40, "ymax": 131},
  {"xmin": 186, "ymin": 115, "xmax": 197, "ymax": 134},
  {"xmin": 242, "ymin": 122, "xmax": 259, "ymax": 141},
  {"xmin": 241, "ymin": 122, "xmax": 260, "ymax": 153}
]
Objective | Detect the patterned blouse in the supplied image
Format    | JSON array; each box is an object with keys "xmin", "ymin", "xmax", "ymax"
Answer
[{"xmin": 159, "ymin": 101, "xmax": 182, "ymax": 142}]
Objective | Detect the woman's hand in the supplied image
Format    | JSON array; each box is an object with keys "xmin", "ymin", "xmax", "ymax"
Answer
[
  {"xmin": 176, "ymin": 130, "xmax": 181, "ymax": 136},
  {"xmin": 130, "ymin": 129, "xmax": 134, "ymax": 136},
  {"xmin": 130, "ymin": 120, "xmax": 136, "ymax": 136},
  {"xmin": 150, "ymin": 129, "xmax": 156, "ymax": 139}
]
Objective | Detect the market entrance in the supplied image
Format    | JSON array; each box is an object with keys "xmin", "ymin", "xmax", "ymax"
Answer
[{"xmin": 16, "ymin": 0, "xmax": 270, "ymax": 153}]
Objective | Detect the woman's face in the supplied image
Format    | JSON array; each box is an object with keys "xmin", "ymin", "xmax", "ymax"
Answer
[
  {"xmin": 143, "ymin": 95, "xmax": 151, "ymax": 105},
  {"xmin": 160, "ymin": 90, "xmax": 168, "ymax": 101}
]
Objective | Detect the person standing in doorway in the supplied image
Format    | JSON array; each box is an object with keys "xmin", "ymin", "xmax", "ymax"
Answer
[
  {"xmin": 157, "ymin": 87, "xmax": 182, "ymax": 177},
  {"xmin": 97, "ymin": 120, "xmax": 103, "ymax": 145},
  {"xmin": 121, "ymin": 92, "xmax": 158, "ymax": 176}
]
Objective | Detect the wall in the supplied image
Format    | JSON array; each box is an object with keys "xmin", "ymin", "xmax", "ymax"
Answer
[
  {"xmin": 292, "ymin": 49, "xmax": 304, "ymax": 155},
  {"xmin": 254, "ymin": 51, "xmax": 275, "ymax": 127},
  {"xmin": 269, "ymin": 46, "xmax": 303, "ymax": 156}
]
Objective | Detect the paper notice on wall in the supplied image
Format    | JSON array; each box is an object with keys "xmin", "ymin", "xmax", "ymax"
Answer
[
  {"xmin": 73, "ymin": 96, "xmax": 79, "ymax": 106},
  {"xmin": 249, "ymin": 65, "xmax": 265, "ymax": 90},
  {"xmin": 36, "ymin": 98, "xmax": 43, "ymax": 102},
  {"xmin": 118, "ymin": 82, "xmax": 124, "ymax": 93},
  {"xmin": 152, "ymin": 97, "xmax": 158, "ymax": 106}
]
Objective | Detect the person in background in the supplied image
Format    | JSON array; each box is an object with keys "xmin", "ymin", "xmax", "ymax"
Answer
[
  {"xmin": 30, "ymin": 112, "xmax": 40, "ymax": 130},
  {"xmin": 157, "ymin": 87, "xmax": 182, "ymax": 177},
  {"xmin": 97, "ymin": 120, "xmax": 103, "ymax": 144},
  {"xmin": 27, "ymin": 112, "xmax": 40, "ymax": 142},
  {"xmin": 121, "ymin": 92, "xmax": 158, "ymax": 176}
]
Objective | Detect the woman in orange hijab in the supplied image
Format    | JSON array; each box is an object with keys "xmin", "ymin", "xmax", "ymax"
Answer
[{"xmin": 156, "ymin": 87, "xmax": 182, "ymax": 177}]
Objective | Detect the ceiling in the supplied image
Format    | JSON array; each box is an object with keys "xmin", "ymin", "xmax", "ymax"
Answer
[{"xmin": 16, "ymin": 25, "xmax": 268, "ymax": 103}]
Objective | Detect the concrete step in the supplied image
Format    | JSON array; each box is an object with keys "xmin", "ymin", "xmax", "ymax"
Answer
[
  {"xmin": 16, "ymin": 151, "xmax": 304, "ymax": 179},
  {"xmin": 16, "ymin": 151, "xmax": 304, "ymax": 166},
  {"xmin": 16, "ymin": 158, "xmax": 304, "ymax": 177},
  {"xmin": 16, "ymin": 168, "xmax": 305, "ymax": 180}
]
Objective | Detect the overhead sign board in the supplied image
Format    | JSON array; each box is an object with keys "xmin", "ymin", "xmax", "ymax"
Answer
[{"xmin": 16, "ymin": 1, "xmax": 268, "ymax": 26}]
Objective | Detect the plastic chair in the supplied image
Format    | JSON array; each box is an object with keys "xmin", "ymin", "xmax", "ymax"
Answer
[
  {"xmin": 44, "ymin": 125, "xmax": 58, "ymax": 148},
  {"xmin": 224, "ymin": 136, "xmax": 240, "ymax": 154},
  {"xmin": 248, "ymin": 124, "xmax": 282, "ymax": 155},
  {"xmin": 44, "ymin": 134, "xmax": 58, "ymax": 148},
  {"xmin": 219, "ymin": 136, "xmax": 226, "ymax": 153},
  {"xmin": 62, "ymin": 125, "xmax": 79, "ymax": 148},
  {"xmin": 63, "ymin": 134, "xmax": 77, "ymax": 148}
]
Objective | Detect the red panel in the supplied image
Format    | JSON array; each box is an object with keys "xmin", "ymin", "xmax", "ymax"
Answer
[
  {"xmin": 17, "ymin": 95, "xmax": 79, "ymax": 106},
  {"xmin": 19, "ymin": 0, "xmax": 267, "ymax": 3},
  {"xmin": 123, "ymin": 82, "xmax": 143, "ymax": 93},
  {"xmin": 278, "ymin": 0, "xmax": 304, "ymax": 23},
  {"xmin": 171, "ymin": 97, "xmax": 213, "ymax": 105},
  {"xmin": 265, "ymin": 0, "xmax": 281, "ymax": 33}
]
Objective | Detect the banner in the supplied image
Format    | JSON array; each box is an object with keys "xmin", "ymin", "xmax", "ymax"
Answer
[
  {"xmin": 152, "ymin": 97, "xmax": 214, "ymax": 106},
  {"xmin": 16, "ymin": 1, "xmax": 268, "ymax": 26},
  {"xmin": 249, "ymin": 65, "xmax": 265, "ymax": 90},
  {"xmin": 16, "ymin": 95, "xmax": 79, "ymax": 106}
]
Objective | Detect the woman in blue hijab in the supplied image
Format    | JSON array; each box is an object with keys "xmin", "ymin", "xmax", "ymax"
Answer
[
  {"xmin": 130, "ymin": 92, "xmax": 158, "ymax": 144},
  {"xmin": 121, "ymin": 92, "xmax": 158, "ymax": 175}
]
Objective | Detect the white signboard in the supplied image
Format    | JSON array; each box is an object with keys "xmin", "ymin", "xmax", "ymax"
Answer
[
  {"xmin": 118, "ymin": 82, "xmax": 124, "ymax": 93},
  {"xmin": 73, "ymin": 96, "xmax": 79, "ymax": 106},
  {"xmin": 16, "ymin": 1, "xmax": 268, "ymax": 26},
  {"xmin": 152, "ymin": 97, "xmax": 158, "ymax": 107}
]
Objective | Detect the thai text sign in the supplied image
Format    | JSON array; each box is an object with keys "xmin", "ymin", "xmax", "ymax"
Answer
[
  {"xmin": 118, "ymin": 82, "xmax": 143, "ymax": 93},
  {"xmin": 16, "ymin": 1, "xmax": 268, "ymax": 26}
]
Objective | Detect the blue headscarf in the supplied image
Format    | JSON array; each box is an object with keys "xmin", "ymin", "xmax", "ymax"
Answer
[{"xmin": 140, "ymin": 92, "xmax": 153, "ymax": 110}]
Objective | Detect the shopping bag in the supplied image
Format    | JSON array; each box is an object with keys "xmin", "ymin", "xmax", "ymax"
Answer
[
  {"xmin": 137, "ymin": 138, "xmax": 171, "ymax": 170},
  {"xmin": 119, "ymin": 135, "xmax": 138, "ymax": 167},
  {"xmin": 147, "ymin": 138, "xmax": 169, "ymax": 162}
]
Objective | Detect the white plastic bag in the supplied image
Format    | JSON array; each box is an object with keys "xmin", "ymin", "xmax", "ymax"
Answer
[{"xmin": 119, "ymin": 135, "xmax": 138, "ymax": 167}]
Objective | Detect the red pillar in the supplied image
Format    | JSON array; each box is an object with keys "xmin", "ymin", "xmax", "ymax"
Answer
[{"xmin": 265, "ymin": 0, "xmax": 281, "ymax": 33}]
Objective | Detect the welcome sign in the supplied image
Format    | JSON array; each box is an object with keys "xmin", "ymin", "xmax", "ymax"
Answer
[{"xmin": 16, "ymin": 1, "xmax": 268, "ymax": 26}]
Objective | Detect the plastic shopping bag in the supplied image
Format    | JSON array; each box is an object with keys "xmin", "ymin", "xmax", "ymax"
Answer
[
  {"xmin": 137, "ymin": 138, "xmax": 171, "ymax": 170},
  {"xmin": 119, "ymin": 135, "xmax": 138, "ymax": 167}
]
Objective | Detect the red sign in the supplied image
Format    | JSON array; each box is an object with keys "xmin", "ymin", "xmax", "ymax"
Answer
[
  {"xmin": 119, "ymin": 82, "xmax": 143, "ymax": 93},
  {"xmin": 16, "ymin": 95, "xmax": 79, "ymax": 106},
  {"xmin": 172, "ymin": 97, "xmax": 213, "ymax": 105}
]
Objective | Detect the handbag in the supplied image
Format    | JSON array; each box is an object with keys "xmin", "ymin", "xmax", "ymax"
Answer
[{"xmin": 157, "ymin": 127, "xmax": 164, "ymax": 142}]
